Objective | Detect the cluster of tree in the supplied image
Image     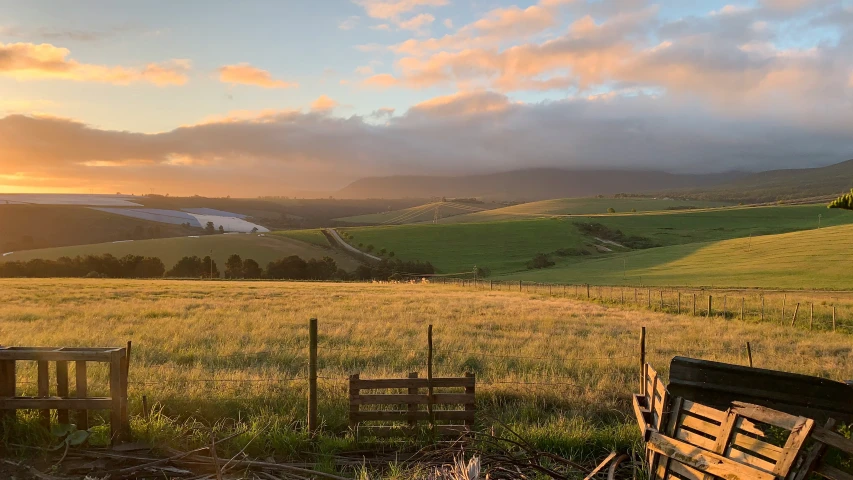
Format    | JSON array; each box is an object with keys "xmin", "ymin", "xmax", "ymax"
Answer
[
  {"xmin": 265, "ymin": 256, "xmax": 346, "ymax": 280},
  {"xmin": 166, "ymin": 255, "xmax": 220, "ymax": 278},
  {"xmin": 829, "ymin": 189, "xmax": 853, "ymax": 210},
  {"xmin": 0, "ymin": 254, "xmax": 165, "ymax": 278},
  {"xmin": 573, "ymin": 222, "xmax": 659, "ymax": 249},
  {"xmin": 353, "ymin": 258, "xmax": 435, "ymax": 281},
  {"xmin": 526, "ymin": 253, "xmax": 556, "ymax": 270}
]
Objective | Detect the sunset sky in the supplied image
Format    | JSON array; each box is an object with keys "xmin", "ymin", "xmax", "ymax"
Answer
[{"xmin": 1, "ymin": 0, "xmax": 852, "ymax": 197}]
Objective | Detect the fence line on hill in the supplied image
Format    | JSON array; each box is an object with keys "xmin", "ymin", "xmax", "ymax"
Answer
[{"xmin": 431, "ymin": 277, "xmax": 853, "ymax": 334}]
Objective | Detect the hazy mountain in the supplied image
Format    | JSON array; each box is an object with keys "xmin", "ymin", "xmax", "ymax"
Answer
[
  {"xmin": 659, "ymin": 159, "xmax": 853, "ymax": 203},
  {"xmin": 336, "ymin": 168, "xmax": 743, "ymax": 201}
]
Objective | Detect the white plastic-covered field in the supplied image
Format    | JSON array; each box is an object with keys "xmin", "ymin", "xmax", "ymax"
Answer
[
  {"xmin": 90, "ymin": 208, "xmax": 269, "ymax": 233},
  {"xmin": 187, "ymin": 213, "xmax": 269, "ymax": 233},
  {"xmin": 181, "ymin": 208, "xmax": 247, "ymax": 218},
  {"xmin": 0, "ymin": 194, "xmax": 142, "ymax": 206}
]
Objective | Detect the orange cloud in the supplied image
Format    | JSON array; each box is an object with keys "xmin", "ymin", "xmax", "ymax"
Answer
[
  {"xmin": 311, "ymin": 95, "xmax": 338, "ymax": 111},
  {"xmin": 398, "ymin": 13, "xmax": 435, "ymax": 32},
  {"xmin": 363, "ymin": 73, "xmax": 400, "ymax": 87},
  {"xmin": 218, "ymin": 63, "xmax": 298, "ymax": 88},
  {"xmin": 0, "ymin": 42, "xmax": 189, "ymax": 85},
  {"xmin": 357, "ymin": 0, "xmax": 448, "ymax": 20}
]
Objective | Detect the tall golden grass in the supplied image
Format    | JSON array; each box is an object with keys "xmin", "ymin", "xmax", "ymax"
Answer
[{"xmin": 1, "ymin": 279, "xmax": 851, "ymax": 462}]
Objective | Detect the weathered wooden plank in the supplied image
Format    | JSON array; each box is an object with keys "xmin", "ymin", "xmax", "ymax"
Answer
[
  {"xmin": 37, "ymin": 360, "xmax": 50, "ymax": 429},
  {"xmin": 464, "ymin": 372, "xmax": 475, "ymax": 427},
  {"xmin": 56, "ymin": 360, "xmax": 69, "ymax": 425},
  {"xmin": 352, "ymin": 410, "xmax": 475, "ymax": 421},
  {"xmin": 675, "ymin": 428, "xmax": 717, "ymax": 451},
  {"xmin": 75, "ymin": 361, "xmax": 88, "ymax": 431},
  {"xmin": 727, "ymin": 447, "xmax": 777, "ymax": 473},
  {"xmin": 647, "ymin": 431, "xmax": 775, "ymax": 480},
  {"xmin": 0, "ymin": 350, "xmax": 116, "ymax": 361},
  {"xmin": 349, "ymin": 374, "xmax": 360, "ymax": 432},
  {"xmin": 0, "ymin": 359, "xmax": 15, "ymax": 424},
  {"xmin": 666, "ymin": 397, "xmax": 683, "ymax": 436},
  {"xmin": 0, "ymin": 397, "xmax": 113, "ymax": 409},
  {"xmin": 730, "ymin": 432, "xmax": 783, "ymax": 459},
  {"xmin": 816, "ymin": 464, "xmax": 853, "ymax": 480},
  {"xmin": 680, "ymin": 413, "xmax": 721, "ymax": 437},
  {"xmin": 669, "ymin": 357, "xmax": 853, "ymax": 422},
  {"xmin": 730, "ymin": 402, "xmax": 804, "ymax": 430},
  {"xmin": 681, "ymin": 399, "xmax": 725, "ymax": 424},
  {"xmin": 669, "ymin": 460, "xmax": 704, "ymax": 480},
  {"xmin": 773, "ymin": 416, "xmax": 815, "ymax": 476},
  {"xmin": 350, "ymin": 393, "xmax": 475, "ymax": 405},
  {"xmin": 812, "ymin": 426, "xmax": 853, "ymax": 454},
  {"xmin": 351, "ymin": 377, "xmax": 475, "ymax": 389},
  {"xmin": 109, "ymin": 351, "xmax": 123, "ymax": 444}
]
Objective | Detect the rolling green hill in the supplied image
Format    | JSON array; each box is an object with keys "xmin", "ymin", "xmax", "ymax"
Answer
[
  {"xmin": 335, "ymin": 201, "xmax": 493, "ymax": 225},
  {"xmin": 503, "ymin": 223, "xmax": 853, "ymax": 289},
  {"xmin": 340, "ymin": 204, "xmax": 853, "ymax": 275},
  {"xmin": 0, "ymin": 234, "xmax": 360, "ymax": 271},
  {"xmin": 439, "ymin": 197, "xmax": 732, "ymax": 223}
]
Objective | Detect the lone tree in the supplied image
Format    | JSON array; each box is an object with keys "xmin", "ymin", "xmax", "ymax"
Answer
[
  {"xmin": 205, "ymin": 221, "xmax": 216, "ymax": 234},
  {"xmin": 225, "ymin": 254, "xmax": 243, "ymax": 279},
  {"xmin": 218, "ymin": 225, "xmax": 225, "ymax": 234},
  {"xmin": 607, "ymin": 207, "xmax": 616, "ymax": 213},
  {"xmin": 829, "ymin": 190, "xmax": 853, "ymax": 210}
]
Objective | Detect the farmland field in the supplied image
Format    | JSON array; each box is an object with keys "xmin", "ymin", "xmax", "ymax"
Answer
[
  {"xmin": 340, "ymin": 204, "xmax": 853, "ymax": 276},
  {"xmin": 505, "ymin": 223, "xmax": 853, "ymax": 288},
  {"xmin": 2, "ymin": 279, "xmax": 852, "ymax": 464},
  {"xmin": 440, "ymin": 197, "xmax": 733, "ymax": 223},
  {"xmin": 335, "ymin": 201, "xmax": 494, "ymax": 225},
  {"xmin": 0, "ymin": 234, "xmax": 358, "ymax": 271}
]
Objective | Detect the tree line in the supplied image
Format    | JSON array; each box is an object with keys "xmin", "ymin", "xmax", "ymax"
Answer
[{"xmin": 0, "ymin": 253, "xmax": 435, "ymax": 281}]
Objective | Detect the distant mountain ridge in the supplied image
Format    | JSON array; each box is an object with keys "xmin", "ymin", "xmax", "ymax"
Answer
[
  {"xmin": 658, "ymin": 159, "xmax": 853, "ymax": 203},
  {"xmin": 336, "ymin": 168, "xmax": 743, "ymax": 201}
]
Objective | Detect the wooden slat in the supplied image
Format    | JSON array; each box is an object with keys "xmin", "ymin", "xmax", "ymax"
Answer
[
  {"xmin": 675, "ymin": 428, "xmax": 717, "ymax": 451},
  {"xmin": 75, "ymin": 360, "xmax": 88, "ymax": 431},
  {"xmin": 0, "ymin": 350, "xmax": 117, "ymax": 361},
  {"xmin": 56, "ymin": 360, "xmax": 69, "ymax": 425},
  {"xmin": 773, "ymin": 416, "xmax": 815, "ymax": 476},
  {"xmin": 357, "ymin": 424, "xmax": 469, "ymax": 438},
  {"xmin": 712, "ymin": 410, "xmax": 738, "ymax": 454},
  {"xmin": 730, "ymin": 432, "xmax": 783, "ymax": 460},
  {"xmin": 349, "ymin": 373, "xmax": 360, "ymax": 432},
  {"xmin": 680, "ymin": 414, "xmax": 721, "ymax": 438},
  {"xmin": 681, "ymin": 399, "xmax": 725, "ymax": 424},
  {"xmin": 351, "ymin": 377, "xmax": 475, "ymax": 389},
  {"xmin": 37, "ymin": 360, "xmax": 50, "ymax": 429},
  {"xmin": 0, "ymin": 397, "xmax": 113, "ymax": 409},
  {"xmin": 793, "ymin": 420, "xmax": 836, "ymax": 480},
  {"xmin": 109, "ymin": 351, "xmax": 122, "ymax": 444},
  {"xmin": 350, "ymin": 393, "xmax": 474, "ymax": 405},
  {"xmin": 816, "ymin": 464, "xmax": 853, "ymax": 480},
  {"xmin": 812, "ymin": 426, "xmax": 853, "ymax": 454},
  {"xmin": 464, "ymin": 372, "xmax": 475, "ymax": 427},
  {"xmin": 730, "ymin": 402, "xmax": 804, "ymax": 430},
  {"xmin": 647, "ymin": 432, "xmax": 775, "ymax": 480},
  {"xmin": 727, "ymin": 447, "xmax": 777, "ymax": 473},
  {"xmin": 655, "ymin": 378, "xmax": 667, "ymax": 403},
  {"xmin": 352, "ymin": 410, "xmax": 475, "ymax": 421},
  {"xmin": 666, "ymin": 397, "xmax": 683, "ymax": 436},
  {"xmin": 407, "ymin": 372, "xmax": 418, "ymax": 429},
  {"xmin": 669, "ymin": 460, "xmax": 704, "ymax": 480}
]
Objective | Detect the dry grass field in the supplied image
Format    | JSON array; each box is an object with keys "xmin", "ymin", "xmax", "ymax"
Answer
[{"xmin": 2, "ymin": 279, "xmax": 852, "ymax": 474}]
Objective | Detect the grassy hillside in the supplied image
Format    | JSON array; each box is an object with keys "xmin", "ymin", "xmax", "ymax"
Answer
[
  {"xmin": 0, "ymin": 234, "xmax": 360, "ymax": 271},
  {"xmin": 273, "ymin": 228, "xmax": 330, "ymax": 247},
  {"xmin": 659, "ymin": 158, "xmax": 853, "ymax": 203},
  {"xmin": 341, "ymin": 204, "xmax": 853, "ymax": 275},
  {"xmin": 441, "ymin": 197, "xmax": 732, "ymax": 223},
  {"xmin": 0, "ymin": 204, "xmax": 191, "ymax": 253},
  {"xmin": 335, "ymin": 201, "xmax": 492, "ymax": 225},
  {"xmin": 504, "ymin": 223, "xmax": 853, "ymax": 289}
]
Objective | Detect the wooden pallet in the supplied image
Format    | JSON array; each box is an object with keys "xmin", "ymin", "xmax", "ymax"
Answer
[
  {"xmin": 349, "ymin": 372, "xmax": 475, "ymax": 439},
  {"xmin": 0, "ymin": 345, "xmax": 130, "ymax": 443}
]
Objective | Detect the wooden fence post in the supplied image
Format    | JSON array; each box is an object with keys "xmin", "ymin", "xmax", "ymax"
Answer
[
  {"xmin": 782, "ymin": 295, "xmax": 786, "ymax": 325},
  {"xmin": 677, "ymin": 292, "xmax": 681, "ymax": 315},
  {"xmin": 634, "ymin": 288, "xmax": 638, "ymax": 304},
  {"xmin": 660, "ymin": 291, "xmax": 664, "ymax": 311},
  {"xmin": 519, "ymin": 280, "xmax": 522, "ymax": 292},
  {"xmin": 349, "ymin": 374, "xmax": 360, "ymax": 436},
  {"xmin": 693, "ymin": 293, "xmax": 697, "ymax": 316},
  {"xmin": 761, "ymin": 296, "xmax": 765, "ymax": 322},
  {"xmin": 640, "ymin": 327, "xmax": 646, "ymax": 395},
  {"xmin": 427, "ymin": 325, "xmax": 435, "ymax": 432},
  {"xmin": 791, "ymin": 302, "xmax": 800, "ymax": 327},
  {"xmin": 833, "ymin": 306, "xmax": 837, "ymax": 332},
  {"xmin": 465, "ymin": 372, "xmax": 475, "ymax": 428},
  {"xmin": 746, "ymin": 342, "xmax": 753, "ymax": 368},
  {"xmin": 741, "ymin": 298, "xmax": 745, "ymax": 321},
  {"xmin": 708, "ymin": 295, "xmax": 713, "ymax": 317},
  {"xmin": 647, "ymin": 289, "xmax": 651, "ymax": 308},
  {"xmin": 810, "ymin": 303, "xmax": 814, "ymax": 330},
  {"xmin": 0, "ymin": 358, "xmax": 15, "ymax": 426},
  {"xmin": 308, "ymin": 318, "xmax": 318, "ymax": 435},
  {"xmin": 723, "ymin": 295, "xmax": 727, "ymax": 318},
  {"xmin": 109, "ymin": 350, "xmax": 123, "ymax": 444},
  {"xmin": 587, "ymin": 284, "xmax": 590, "ymax": 299}
]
